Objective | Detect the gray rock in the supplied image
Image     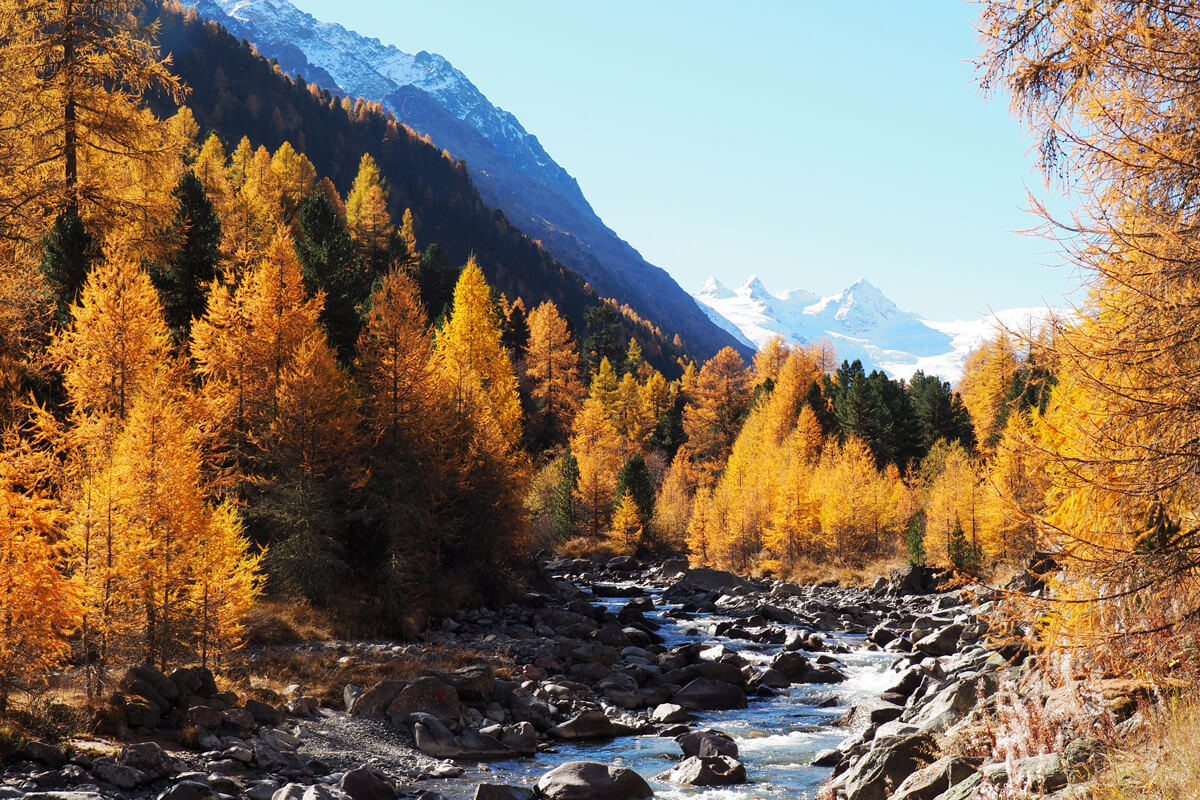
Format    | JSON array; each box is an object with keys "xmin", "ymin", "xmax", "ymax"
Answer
[
  {"xmin": 549, "ymin": 710, "xmax": 617, "ymax": 740},
  {"xmin": 658, "ymin": 755, "xmax": 746, "ymax": 786},
  {"xmin": 930, "ymin": 772, "xmax": 982, "ymax": 800},
  {"xmin": 837, "ymin": 733, "xmax": 940, "ymax": 800},
  {"xmin": 459, "ymin": 728, "xmax": 516, "ymax": 758},
  {"xmin": 649, "ymin": 703, "xmax": 688, "ymax": 724},
  {"xmin": 412, "ymin": 712, "xmax": 463, "ymax": 758},
  {"xmin": 338, "ymin": 766, "xmax": 396, "ymax": 800},
  {"xmin": 157, "ymin": 781, "xmax": 217, "ymax": 800},
  {"xmin": 301, "ymin": 786, "xmax": 342, "ymax": 800},
  {"xmin": 93, "ymin": 761, "xmax": 146, "ymax": 790},
  {"xmin": 22, "ymin": 741, "xmax": 68, "ymax": 768},
  {"xmin": 905, "ymin": 677, "xmax": 983, "ymax": 733},
  {"xmin": 20, "ymin": 794, "xmax": 104, "ymax": 800},
  {"xmin": 679, "ymin": 568, "xmax": 751, "ymax": 593},
  {"xmin": 386, "ymin": 677, "xmax": 466, "ymax": 729},
  {"xmin": 244, "ymin": 699, "xmax": 284, "ymax": 726},
  {"xmin": 535, "ymin": 762, "xmax": 653, "ymax": 800},
  {"xmin": 500, "ymin": 721, "xmax": 538, "ymax": 754},
  {"xmin": 673, "ymin": 678, "xmax": 747, "ymax": 710},
  {"xmin": 247, "ymin": 781, "xmax": 281, "ymax": 800},
  {"xmin": 914, "ymin": 624, "xmax": 965, "ymax": 657},
  {"xmin": 1014, "ymin": 753, "xmax": 1068, "ymax": 793},
  {"xmin": 676, "ymin": 730, "xmax": 738, "ymax": 758},
  {"xmin": 272, "ymin": 784, "xmax": 308, "ymax": 800},
  {"xmin": 343, "ymin": 684, "xmax": 364, "ymax": 712},
  {"xmin": 349, "ymin": 680, "xmax": 406, "ymax": 716},
  {"xmin": 892, "ymin": 755, "xmax": 978, "ymax": 800},
  {"xmin": 472, "ymin": 785, "xmax": 534, "ymax": 800},
  {"xmin": 769, "ymin": 652, "xmax": 811, "ymax": 682}
]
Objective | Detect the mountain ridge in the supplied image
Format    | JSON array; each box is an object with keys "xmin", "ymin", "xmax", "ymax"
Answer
[
  {"xmin": 186, "ymin": 0, "xmax": 748, "ymax": 360},
  {"xmin": 694, "ymin": 275, "xmax": 1052, "ymax": 383}
]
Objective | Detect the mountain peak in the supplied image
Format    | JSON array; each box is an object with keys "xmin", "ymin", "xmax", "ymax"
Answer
[
  {"xmin": 699, "ymin": 277, "xmax": 734, "ymax": 299},
  {"xmin": 740, "ymin": 274, "xmax": 773, "ymax": 302}
]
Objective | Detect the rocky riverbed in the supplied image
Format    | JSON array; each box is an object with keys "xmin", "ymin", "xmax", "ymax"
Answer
[{"xmin": 1, "ymin": 557, "xmax": 1134, "ymax": 800}]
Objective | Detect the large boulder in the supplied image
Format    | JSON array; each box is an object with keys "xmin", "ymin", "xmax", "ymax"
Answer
[
  {"xmin": 473, "ymin": 786, "xmax": 535, "ymax": 800},
  {"xmin": 349, "ymin": 680, "xmax": 406, "ymax": 717},
  {"xmin": 549, "ymin": 710, "xmax": 617, "ymax": 740},
  {"xmin": 438, "ymin": 665, "xmax": 495, "ymax": 704},
  {"xmin": 411, "ymin": 712, "xmax": 464, "ymax": 758},
  {"xmin": 679, "ymin": 568, "xmax": 751, "ymax": 594},
  {"xmin": 914, "ymin": 624, "xmax": 965, "ymax": 657},
  {"xmin": 658, "ymin": 755, "xmax": 746, "ymax": 786},
  {"xmin": 385, "ymin": 677, "xmax": 466, "ymax": 729},
  {"xmin": 892, "ymin": 755, "xmax": 978, "ymax": 800},
  {"xmin": 535, "ymin": 762, "xmax": 653, "ymax": 800},
  {"xmin": 117, "ymin": 741, "xmax": 178, "ymax": 780},
  {"xmin": 837, "ymin": 733, "xmax": 940, "ymax": 800},
  {"xmin": 769, "ymin": 652, "xmax": 811, "ymax": 682},
  {"xmin": 673, "ymin": 678, "xmax": 747, "ymax": 710},
  {"xmin": 885, "ymin": 565, "xmax": 936, "ymax": 596},
  {"xmin": 338, "ymin": 766, "xmax": 397, "ymax": 800},
  {"xmin": 676, "ymin": 730, "xmax": 738, "ymax": 758}
]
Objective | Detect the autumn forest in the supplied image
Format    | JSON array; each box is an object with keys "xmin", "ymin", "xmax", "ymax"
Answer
[{"xmin": 3, "ymin": 1, "xmax": 1200, "ymax": 797}]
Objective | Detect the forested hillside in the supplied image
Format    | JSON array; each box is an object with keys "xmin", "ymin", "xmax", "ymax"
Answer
[{"xmin": 145, "ymin": 2, "xmax": 684, "ymax": 374}]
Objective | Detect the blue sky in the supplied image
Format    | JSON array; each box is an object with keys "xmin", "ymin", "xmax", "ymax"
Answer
[{"xmin": 291, "ymin": 0, "xmax": 1078, "ymax": 321}]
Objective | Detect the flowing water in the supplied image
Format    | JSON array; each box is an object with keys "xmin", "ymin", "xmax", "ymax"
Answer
[{"xmin": 435, "ymin": 584, "xmax": 897, "ymax": 799}]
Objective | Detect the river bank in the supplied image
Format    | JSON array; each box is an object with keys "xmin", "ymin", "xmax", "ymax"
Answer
[{"xmin": 0, "ymin": 557, "xmax": 1135, "ymax": 800}]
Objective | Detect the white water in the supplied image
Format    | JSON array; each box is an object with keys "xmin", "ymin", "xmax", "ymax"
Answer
[{"xmin": 434, "ymin": 586, "xmax": 898, "ymax": 799}]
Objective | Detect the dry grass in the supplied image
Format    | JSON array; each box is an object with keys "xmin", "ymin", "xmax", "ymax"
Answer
[
  {"xmin": 235, "ymin": 642, "xmax": 516, "ymax": 709},
  {"xmin": 770, "ymin": 552, "xmax": 909, "ymax": 588},
  {"xmin": 1090, "ymin": 691, "xmax": 1200, "ymax": 800},
  {"xmin": 557, "ymin": 536, "xmax": 617, "ymax": 560}
]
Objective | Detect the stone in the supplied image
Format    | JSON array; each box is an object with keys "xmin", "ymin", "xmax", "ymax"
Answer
[
  {"xmin": 222, "ymin": 707, "xmax": 256, "ymax": 735},
  {"xmin": 187, "ymin": 705, "xmax": 224, "ymax": 729},
  {"xmin": 495, "ymin": 721, "xmax": 536, "ymax": 754},
  {"xmin": 1013, "ymin": 753, "xmax": 1067, "ymax": 793},
  {"xmin": 549, "ymin": 710, "xmax": 617, "ymax": 740},
  {"xmin": 343, "ymin": 684, "xmax": 364, "ymax": 711},
  {"xmin": 412, "ymin": 712, "xmax": 463, "ymax": 758},
  {"xmin": 124, "ymin": 664, "xmax": 181, "ymax": 704},
  {"xmin": 801, "ymin": 665, "xmax": 848, "ymax": 684},
  {"xmin": 887, "ymin": 565, "xmax": 936, "ymax": 596},
  {"xmin": 302, "ymin": 786, "xmax": 341, "ymax": 800},
  {"xmin": 930, "ymin": 772, "xmax": 982, "ymax": 800},
  {"xmin": 386, "ymin": 677, "xmax": 467, "ymax": 729},
  {"xmin": 93, "ymin": 761, "xmax": 146, "ymax": 790},
  {"xmin": 441, "ymin": 664, "xmax": 495, "ymax": 704},
  {"xmin": 658, "ymin": 755, "xmax": 746, "ymax": 786},
  {"xmin": 914, "ymin": 624, "xmax": 965, "ymax": 657},
  {"xmin": 349, "ymin": 679, "xmax": 406, "ymax": 716},
  {"xmin": 676, "ymin": 729, "xmax": 739, "ymax": 758},
  {"xmin": 270, "ymin": 784, "xmax": 306, "ymax": 800},
  {"xmin": 118, "ymin": 741, "xmax": 178, "ymax": 779},
  {"xmin": 460, "ymin": 728, "xmax": 516, "ymax": 758},
  {"xmin": 22, "ymin": 742, "xmax": 67, "ymax": 768},
  {"xmin": 247, "ymin": 783, "xmax": 280, "ymax": 800},
  {"xmin": 769, "ymin": 652, "xmax": 811, "ymax": 682},
  {"xmin": 649, "ymin": 703, "xmax": 688, "ymax": 723},
  {"xmin": 892, "ymin": 755, "xmax": 978, "ymax": 800},
  {"xmin": 811, "ymin": 748, "xmax": 841, "ymax": 767},
  {"xmin": 535, "ymin": 762, "xmax": 653, "ymax": 800},
  {"xmin": 472, "ymin": 785, "xmax": 535, "ymax": 800},
  {"xmin": 837, "ymin": 733, "xmax": 940, "ymax": 800},
  {"xmin": 690, "ymin": 660, "xmax": 746, "ymax": 686},
  {"xmin": 157, "ymin": 781, "xmax": 217, "ymax": 800},
  {"xmin": 905, "ymin": 678, "xmax": 981, "ymax": 733},
  {"xmin": 338, "ymin": 766, "xmax": 396, "ymax": 800},
  {"xmin": 244, "ymin": 699, "xmax": 284, "ymax": 726},
  {"xmin": 673, "ymin": 677, "xmax": 747, "ymax": 710}
]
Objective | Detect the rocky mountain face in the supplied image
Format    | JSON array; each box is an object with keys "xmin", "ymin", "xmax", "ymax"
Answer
[
  {"xmin": 187, "ymin": 0, "xmax": 748, "ymax": 360},
  {"xmin": 694, "ymin": 276, "xmax": 1049, "ymax": 383}
]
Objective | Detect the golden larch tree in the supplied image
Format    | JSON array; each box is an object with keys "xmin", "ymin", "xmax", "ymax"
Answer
[
  {"xmin": 434, "ymin": 257, "xmax": 523, "ymax": 451},
  {"xmin": 570, "ymin": 396, "xmax": 623, "ymax": 539},
  {"xmin": 524, "ymin": 300, "xmax": 583, "ymax": 442}
]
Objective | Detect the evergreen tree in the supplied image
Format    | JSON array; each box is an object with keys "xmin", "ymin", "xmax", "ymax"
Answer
[
  {"xmin": 551, "ymin": 450, "xmax": 580, "ymax": 541},
  {"xmin": 907, "ymin": 370, "xmax": 974, "ymax": 455},
  {"xmin": 416, "ymin": 243, "xmax": 458, "ymax": 325},
  {"xmin": 296, "ymin": 189, "xmax": 368, "ymax": 362},
  {"xmin": 583, "ymin": 303, "xmax": 624, "ymax": 374},
  {"xmin": 615, "ymin": 454, "xmax": 654, "ymax": 523},
  {"xmin": 40, "ymin": 209, "xmax": 94, "ymax": 322},
  {"xmin": 149, "ymin": 171, "xmax": 222, "ymax": 341}
]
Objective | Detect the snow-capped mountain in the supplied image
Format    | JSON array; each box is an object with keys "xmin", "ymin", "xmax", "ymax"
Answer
[
  {"xmin": 694, "ymin": 276, "xmax": 1052, "ymax": 383},
  {"xmin": 187, "ymin": 0, "xmax": 748, "ymax": 360}
]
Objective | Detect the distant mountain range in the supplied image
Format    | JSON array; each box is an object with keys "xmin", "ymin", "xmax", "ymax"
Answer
[
  {"xmin": 186, "ymin": 0, "xmax": 748, "ymax": 360},
  {"xmin": 693, "ymin": 276, "xmax": 1052, "ymax": 383}
]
